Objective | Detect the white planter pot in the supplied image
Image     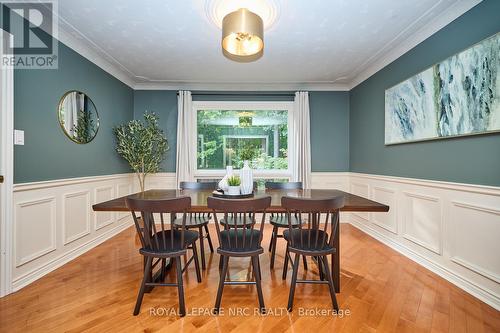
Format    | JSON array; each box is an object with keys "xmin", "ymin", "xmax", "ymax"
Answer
[{"xmin": 227, "ymin": 186, "xmax": 240, "ymax": 195}]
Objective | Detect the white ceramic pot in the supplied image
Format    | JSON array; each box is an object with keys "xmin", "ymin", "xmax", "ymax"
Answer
[
  {"xmin": 240, "ymin": 161, "xmax": 253, "ymax": 194},
  {"xmin": 227, "ymin": 186, "xmax": 240, "ymax": 195}
]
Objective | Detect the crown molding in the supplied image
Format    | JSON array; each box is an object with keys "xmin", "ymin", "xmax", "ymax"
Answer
[
  {"xmin": 133, "ymin": 81, "xmax": 350, "ymax": 91},
  {"xmin": 31, "ymin": 0, "xmax": 136, "ymax": 88},
  {"xmin": 57, "ymin": 28, "xmax": 136, "ymax": 88},
  {"xmin": 348, "ymin": 0, "xmax": 482, "ymax": 89}
]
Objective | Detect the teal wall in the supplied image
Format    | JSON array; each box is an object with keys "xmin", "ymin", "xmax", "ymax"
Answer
[
  {"xmin": 133, "ymin": 91, "xmax": 350, "ymax": 172},
  {"xmin": 14, "ymin": 41, "xmax": 134, "ymax": 183},
  {"xmin": 310, "ymin": 92, "xmax": 349, "ymax": 171},
  {"xmin": 133, "ymin": 90, "xmax": 178, "ymax": 172},
  {"xmin": 349, "ymin": 0, "xmax": 500, "ymax": 186}
]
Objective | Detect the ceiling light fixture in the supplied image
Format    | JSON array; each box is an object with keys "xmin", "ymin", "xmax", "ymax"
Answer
[{"xmin": 222, "ymin": 8, "xmax": 264, "ymax": 61}]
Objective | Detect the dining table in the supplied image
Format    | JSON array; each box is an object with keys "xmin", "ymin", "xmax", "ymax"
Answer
[{"xmin": 93, "ymin": 188, "xmax": 390, "ymax": 292}]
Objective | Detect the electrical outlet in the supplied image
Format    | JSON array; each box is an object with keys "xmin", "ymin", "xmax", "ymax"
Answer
[{"xmin": 14, "ymin": 130, "xmax": 24, "ymax": 145}]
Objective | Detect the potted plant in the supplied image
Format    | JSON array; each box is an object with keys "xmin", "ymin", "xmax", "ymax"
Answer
[
  {"xmin": 114, "ymin": 112, "xmax": 169, "ymax": 192},
  {"xmin": 227, "ymin": 175, "xmax": 241, "ymax": 195}
]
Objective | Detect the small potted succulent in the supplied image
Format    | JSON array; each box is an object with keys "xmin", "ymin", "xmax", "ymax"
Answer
[{"xmin": 227, "ymin": 175, "xmax": 241, "ymax": 195}]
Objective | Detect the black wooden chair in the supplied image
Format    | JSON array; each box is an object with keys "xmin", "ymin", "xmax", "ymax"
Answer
[
  {"xmin": 174, "ymin": 181, "xmax": 216, "ymax": 269},
  {"xmin": 281, "ymin": 196, "xmax": 344, "ymax": 312},
  {"xmin": 217, "ymin": 181, "xmax": 259, "ymax": 230},
  {"xmin": 207, "ymin": 196, "xmax": 271, "ymax": 314},
  {"xmin": 126, "ymin": 196, "xmax": 202, "ymax": 317},
  {"xmin": 265, "ymin": 181, "xmax": 308, "ymax": 270}
]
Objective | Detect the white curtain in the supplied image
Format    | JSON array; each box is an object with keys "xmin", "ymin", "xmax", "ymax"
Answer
[
  {"xmin": 176, "ymin": 90, "xmax": 195, "ymax": 187},
  {"xmin": 291, "ymin": 91, "xmax": 311, "ymax": 188}
]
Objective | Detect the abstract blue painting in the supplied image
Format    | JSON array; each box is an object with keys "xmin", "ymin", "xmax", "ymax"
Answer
[{"xmin": 385, "ymin": 33, "xmax": 500, "ymax": 145}]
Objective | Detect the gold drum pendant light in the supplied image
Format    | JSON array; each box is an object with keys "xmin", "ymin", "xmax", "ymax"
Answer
[{"xmin": 222, "ymin": 8, "xmax": 264, "ymax": 60}]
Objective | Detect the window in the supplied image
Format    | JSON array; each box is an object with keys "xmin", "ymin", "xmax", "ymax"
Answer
[{"xmin": 192, "ymin": 101, "xmax": 293, "ymax": 179}]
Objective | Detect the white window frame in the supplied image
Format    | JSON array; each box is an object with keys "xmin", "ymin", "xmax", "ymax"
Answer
[{"xmin": 191, "ymin": 101, "xmax": 294, "ymax": 180}]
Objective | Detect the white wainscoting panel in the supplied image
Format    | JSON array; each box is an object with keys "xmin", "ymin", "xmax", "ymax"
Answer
[
  {"xmin": 402, "ymin": 191, "xmax": 442, "ymax": 254},
  {"xmin": 350, "ymin": 181, "xmax": 370, "ymax": 221},
  {"xmin": 94, "ymin": 186, "xmax": 115, "ymax": 230},
  {"xmin": 310, "ymin": 172, "xmax": 351, "ymax": 223},
  {"xmin": 62, "ymin": 190, "xmax": 90, "ymax": 245},
  {"xmin": 348, "ymin": 172, "xmax": 500, "ymax": 310},
  {"xmin": 146, "ymin": 172, "xmax": 350, "ymax": 192},
  {"xmin": 450, "ymin": 201, "xmax": 500, "ymax": 284},
  {"xmin": 371, "ymin": 186, "xmax": 398, "ymax": 234},
  {"xmin": 142, "ymin": 172, "xmax": 177, "ymax": 191},
  {"xmin": 15, "ymin": 197, "xmax": 57, "ymax": 267},
  {"xmin": 116, "ymin": 183, "xmax": 133, "ymax": 220},
  {"xmin": 12, "ymin": 174, "xmax": 134, "ymax": 291},
  {"xmin": 310, "ymin": 172, "xmax": 349, "ymax": 191}
]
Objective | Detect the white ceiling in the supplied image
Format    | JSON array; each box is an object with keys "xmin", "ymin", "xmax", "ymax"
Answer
[{"xmin": 53, "ymin": 0, "xmax": 481, "ymax": 90}]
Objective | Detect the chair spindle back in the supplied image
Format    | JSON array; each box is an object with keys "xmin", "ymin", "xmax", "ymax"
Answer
[
  {"xmin": 126, "ymin": 196, "xmax": 191, "ymax": 253},
  {"xmin": 281, "ymin": 196, "xmax": 344, "ymax": 251},
  {"xmin": 207, "ymin": 196, "xmax": 271, "ymax": 251}
]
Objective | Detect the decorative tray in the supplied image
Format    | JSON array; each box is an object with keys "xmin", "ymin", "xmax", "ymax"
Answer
[{"xmin": 212, "ymin": 190, "xmax": 254, "ymax": 199}]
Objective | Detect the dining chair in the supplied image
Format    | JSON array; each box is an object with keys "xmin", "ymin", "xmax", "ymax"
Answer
[
  {"xmin": 217, "ymin": 181, "xmax": 259, "ymax": 230},
  {"xmin": 174, "ymin": 181, "xmax": 217, "ymax": 269},
  {"xmin": 207, "ymin": 195, "xmax": 271, "ymax": 314},
  {"xmin": 126, "ymin": 196, "xmax": 202, "ymax": 317},
  {"xmin": 281, "ymin": 195, "xmax": 344, "ymax": 312},
  {"xmin": 265, "ymin": 181, "xmax": 308, "ymax": 270}
]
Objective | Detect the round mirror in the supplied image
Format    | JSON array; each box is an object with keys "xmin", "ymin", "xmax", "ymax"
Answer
[{"xmin": 58, "ymin": 91, "xmax": 99, "ymax": 144}]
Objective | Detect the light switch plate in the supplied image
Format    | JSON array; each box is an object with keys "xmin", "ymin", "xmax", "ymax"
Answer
[{"xmin": 14, "ymin": 130, "xmax": 24, "ymax": 145}]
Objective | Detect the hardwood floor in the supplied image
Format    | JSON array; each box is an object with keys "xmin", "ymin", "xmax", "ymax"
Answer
[{"xmin": 1, "ymin": 223, "xmax": 499, "ymax": 332}]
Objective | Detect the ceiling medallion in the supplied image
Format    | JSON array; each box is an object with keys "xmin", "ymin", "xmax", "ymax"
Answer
[
  {"xmin": 205, "ymin": 0, "xmax": 281, "ymax": 30},
  {"xmin": 206, "ymin": 0, "xmax": 280, "ymax": 62}
]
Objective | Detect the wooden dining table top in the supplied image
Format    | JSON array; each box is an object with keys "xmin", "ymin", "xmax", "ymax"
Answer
[{"xmin": 92, "ymin": 188, "xmax": 390, "ymax": 213}]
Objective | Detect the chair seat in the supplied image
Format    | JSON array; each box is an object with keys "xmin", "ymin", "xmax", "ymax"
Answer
[
  {"xmin": 139, "ymin": 230, "xmax": 199, "ymax": 256},
  {"xmin": 174, "ymin": 215, "xmax": 210, "ymax": 228},
  {"xmin": 218, "ymin": 229, "xmax": 262, "ymax": 253},
  {"xmin": 269, "ymin": 215, "xmax": 300, "ymax": 227},
  {"xmin": 220, "ymin": 216, "xmax": 255, "ymax": 227},
  {"xmin": 283, "ymin": 229, "xmax": 335, "ymax": 254}
]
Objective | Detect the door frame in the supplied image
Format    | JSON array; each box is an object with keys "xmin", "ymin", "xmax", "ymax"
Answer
[{"xmin": 0, "ymin": 29, "xmax": 14, "ymax": 297}]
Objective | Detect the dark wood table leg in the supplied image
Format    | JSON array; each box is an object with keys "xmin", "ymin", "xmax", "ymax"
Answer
[{"xmin": 332, "ymin": 222, "xmax": 340, "ymax": 292}]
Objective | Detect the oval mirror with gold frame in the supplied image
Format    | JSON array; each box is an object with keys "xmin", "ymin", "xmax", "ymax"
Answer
[{"xmin": 58, "ymin": 91, "xmax": 99, "ymax": 144}]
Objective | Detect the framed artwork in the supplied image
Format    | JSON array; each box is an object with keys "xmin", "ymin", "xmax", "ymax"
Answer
[{"xmin": 385, "ymin": 32, "xmax": 499, "ymax": 145}]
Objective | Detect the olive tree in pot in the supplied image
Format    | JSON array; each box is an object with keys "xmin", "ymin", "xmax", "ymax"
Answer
[{"xmin": 114, "ymin": 112, "xmax": 169, "ymax": 192}]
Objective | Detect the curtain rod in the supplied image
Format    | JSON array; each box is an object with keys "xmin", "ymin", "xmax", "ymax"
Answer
[{"xmin": 176, "ymin": 92, "xmax": 296, "ymax": 97}]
